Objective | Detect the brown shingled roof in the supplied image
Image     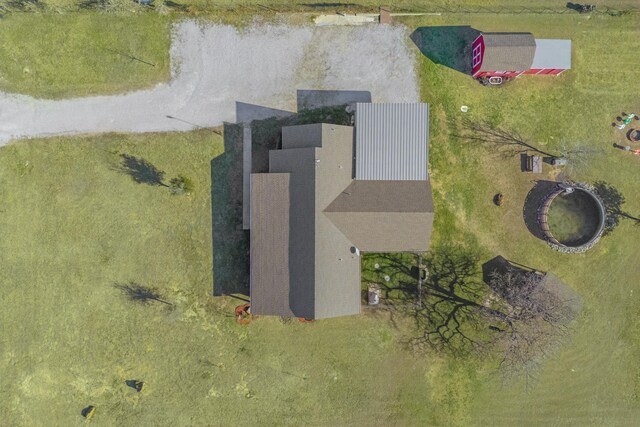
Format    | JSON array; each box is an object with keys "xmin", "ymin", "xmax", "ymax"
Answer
[
  {"xmin": 249, "ymin": 106, "xmax": 433, "ymax": 319},
  {"xmin": 249, "ymin": 173, "xmax": 295, "ymax": 317},
  {"xmin": 479, "ymin": 32, "xmax": 536, "ymax": 72},
  {"xmin": 325, "ymin": 180, "xmax": 434, "ymax": 252}
]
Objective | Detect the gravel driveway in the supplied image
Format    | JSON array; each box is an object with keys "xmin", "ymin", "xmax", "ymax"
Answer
[{"xmin": 0, "ymin": 21, "xmax": 419, "ymax": 144}]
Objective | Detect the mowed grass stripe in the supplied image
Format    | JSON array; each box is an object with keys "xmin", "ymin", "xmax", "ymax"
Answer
[{"xmin": 0, "ymin": 13, "xmax": 170, "ymax": 98}]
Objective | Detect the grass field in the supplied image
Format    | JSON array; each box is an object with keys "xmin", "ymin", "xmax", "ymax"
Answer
[
  {"xmin": 402, "ymin": 11, "xmax": 640, "ymax": 425},
  {"xmin": 0, "ymin": 13, "xmax": 170, "ymax": 98},
  {"xmin": 9, "ymin": 0, "xmax": 640, "ymax": 12},
  {"xmin": 0, "ymin": 131, "xmax": 441, "ymax": 425},
  {"xmin": 1, "ymin": 9, "xmax": 640, "ymax": 427}
]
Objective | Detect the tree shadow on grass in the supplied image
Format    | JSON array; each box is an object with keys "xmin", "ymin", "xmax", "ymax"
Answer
[
  {"xmin": 361, "ymin": 252, "xmax": 420, "ymax": 329},
  {"xmin": 594, "ymin": 181, "xmax": 640, "ymax": 234},
  {"xmin": 250, "ymin": 104, "xmax": 354, "ymax": 173},
  {"xmin": 410, "ymin": 26, "xmax": 480, "ymax": 75},
  {"xmin": 381, "ymin": 246, "xmax": 490, "ymax": 357},
  {"xmin": 211, "ymin": 123, "xmax": 249, "ymax": 297},
  {"xmin": 455, "ymin": 119, "xmax": 557, "ymax": 158},
  {"xmin": 523, "ymin": 180, "xmax": 559, "ymax": 242},
  {"xmin": 119, "ymin": 154, "xmax": 168, "ymax": 187},
  {"xmin": 113, "ymin": 281, "xmax": 171, "ymax": 305},
  {"xmin": 362, "ymin": 253, "xmax": 419, "ymax": 302}
]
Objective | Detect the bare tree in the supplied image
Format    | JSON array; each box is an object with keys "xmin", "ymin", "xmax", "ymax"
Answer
[
  {"xmin": 486, "ymin": 270, "xmax": 574, "ymax": 380},
  {"xmin": 458, "ymin": 119, "xmax": 556, "ymax": 158},
  {"xmin": 555, "ymin": 141, "xmax": 604, "ymax": 176},
  {"xmin": 411, "ymin": 248, "xmax": 575, "ymax": 380}
]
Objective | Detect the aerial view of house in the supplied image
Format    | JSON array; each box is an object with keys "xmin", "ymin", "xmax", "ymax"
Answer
[
  {"xmin": 0, "ymin": 1, "xmax": 639, "ymax": 426},
  {"xmin": 249, "ymin": 103, "xmax": 433, "ymax": 319}
]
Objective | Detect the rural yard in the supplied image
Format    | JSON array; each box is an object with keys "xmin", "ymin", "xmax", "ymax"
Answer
[
  {"xmin": 0, "ymin": 21, "xmax": 418, "ymax": 143},
  {"xmin": 0, "ymin": 3, "xmax": 640, "ymax": 427}
]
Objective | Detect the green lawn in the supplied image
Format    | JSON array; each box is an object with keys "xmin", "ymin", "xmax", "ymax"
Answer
[
  {"xmin": 14, "ymin": 0, "xmax": 640, "ymax": 12},
  {"xmin": 0, "ymin": 131, "xmax": 439, "ymax": 425},
  {"xmin": 0, "ymin": 13, "xmax": 170, "ymax": 98},
  {"xmin": 1, "ymin": 9, "xmax": 640, "ymax": 427},
  {"xmin": 0, "ymin": 4, "xmax": 636, "ymax": 98},
  {"xmin": 401, "ymin": 11, "xmax": 640, "ymax": 425}
]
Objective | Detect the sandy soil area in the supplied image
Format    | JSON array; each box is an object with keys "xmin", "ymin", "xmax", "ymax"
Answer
[{"xmin": 0, "ymin": 21, "xmax": 419, "ymax": 144}]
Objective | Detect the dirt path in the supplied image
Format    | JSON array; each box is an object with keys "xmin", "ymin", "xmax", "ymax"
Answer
[{"xmin": 0, "ymin": 21, "xmax": 419, "ymax": 144}]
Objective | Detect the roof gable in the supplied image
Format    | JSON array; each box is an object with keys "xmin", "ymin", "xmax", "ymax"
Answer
[
  {"xmin": 479, "ymin": 32, "xmax": 536, "ymax": 71},
  {"xmin": 325, "ymin": 180, "xmax": 434, "ymax": 252},
  {"xmin": 326, "ymin": 180, "xmax": 434, "ymax": 213}
]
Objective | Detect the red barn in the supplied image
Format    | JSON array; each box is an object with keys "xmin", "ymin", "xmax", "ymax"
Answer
[{"xmin": 471, "ymin": 32, "xmax": 571, "ymax": 79}]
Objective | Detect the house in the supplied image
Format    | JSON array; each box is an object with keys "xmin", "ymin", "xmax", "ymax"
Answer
[
  {"xmin": 471, "ymin": 32, "xmax": 571, "ymax": 79},
  {"xmin": 248, "ymin": 103, "xmax": 434, "ymax": 320}
]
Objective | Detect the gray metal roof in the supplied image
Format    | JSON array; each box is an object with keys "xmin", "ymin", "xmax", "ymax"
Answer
[
  {"xmin": 355, "ymin": 103, "xmax": 429, "ymax": 181},
  {"xmin": 531, "ymin": 39, "xmax": 572, "ymax": 70}
]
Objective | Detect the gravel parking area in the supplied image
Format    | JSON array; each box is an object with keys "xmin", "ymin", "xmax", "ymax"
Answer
[{"xmin": 0, "ymin": 21, "xmax": 419, "ymax": 144}]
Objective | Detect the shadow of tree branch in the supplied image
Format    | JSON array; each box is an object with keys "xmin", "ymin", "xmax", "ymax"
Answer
[
  {"xmin": 389, "ymin": 246, "xmax": 578, "ymax": 382},
  {"xmin": 119, "ymin": 154, "xmax": 169, "ymax": 187},
  {"xmin": 113, "ymin": 281, "xmax": 172, "ymax": 306},
  {"xmin": 594, "ymin": 181, "xmax": 640, "ymax": 234},
  {"xmin": 454, "ymin": 119, "xmax": 557, "ymax": 158}
]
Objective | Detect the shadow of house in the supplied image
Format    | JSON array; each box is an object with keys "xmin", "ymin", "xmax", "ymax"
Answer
[
  {"xmin": 296, "ymin": 89, "xmax": 371, "ymax": 111},
  {"xmin": 212, "ymin": 98, "xmax": 360, "ymax": 297},
  {"xmin": 235, "ymin": 101, "xmax": 295, "ymax": 124},
  {"xmin": 523, "ymin": 180, "xmax": 559, "ymax": 242},
  {"xmin": 211, "ymin": 123, "xmax": 250, "ymax": 297},
  {"xmin": 410, "ymin": 26, "xmax": 480, "ymax": 75}
]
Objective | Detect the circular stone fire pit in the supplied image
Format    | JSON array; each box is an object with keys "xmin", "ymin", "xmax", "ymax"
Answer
[{"xmin": 538, "ymin": 183, "xmax": 606, "ymax": 253}]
